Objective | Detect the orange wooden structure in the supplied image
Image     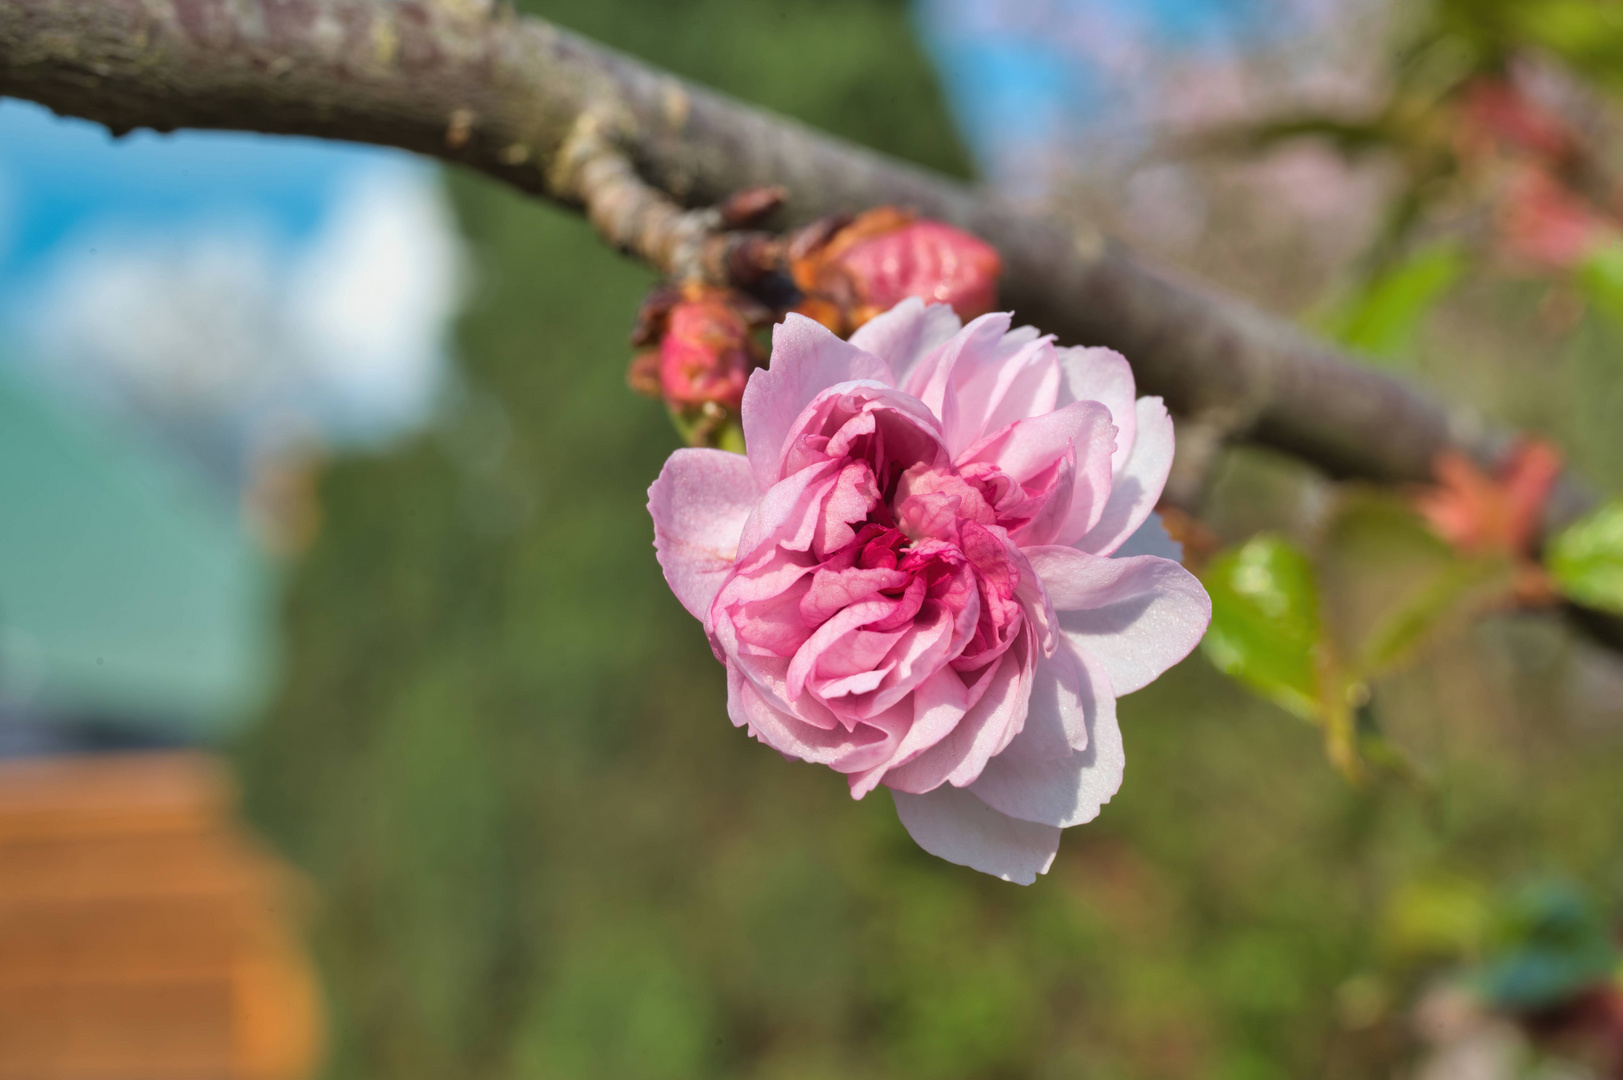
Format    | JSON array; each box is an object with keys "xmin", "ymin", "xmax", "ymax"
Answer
[{"xmin": 0, "ymin": 751, "xmax": 323, "ymax": 1080}]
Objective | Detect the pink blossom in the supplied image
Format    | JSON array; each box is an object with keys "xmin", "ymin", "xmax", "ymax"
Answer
[{"xmin": 647, "ymin": 299, "xmax": 1210, "ymax": 883}]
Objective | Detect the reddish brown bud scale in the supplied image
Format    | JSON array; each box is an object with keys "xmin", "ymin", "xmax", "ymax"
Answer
[{"xmin": 718, "ymin": 185, "xmax": 789, "ymax": 228}]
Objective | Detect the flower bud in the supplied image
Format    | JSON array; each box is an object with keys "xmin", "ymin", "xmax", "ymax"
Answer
[
  {"xmin": 790, "ymin": 207, "xmax": 1002, "ymax": 333},
  {"xmin": 658, "ymin": 294, "xmax": 757, "ymax": 412},
  {"xmin": 626, "ymin": 283, "xmax": 767, "ymax": 444}
]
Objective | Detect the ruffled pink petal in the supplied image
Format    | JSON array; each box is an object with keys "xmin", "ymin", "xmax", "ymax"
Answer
[
  {"xmin": 734, "ymin": 459, "xmax": 843, "ymax": 564},
  {"xmin": 881, "ymin": 633, "xmax": 1032, "ymax": 792},
  {"xmin": 742, "ymin": 314, "xmax": 893, "ymax": 488},
  {"xmin": 777, "ymin": 384, "xmax": 948, "ymax": 489},
  {"xmin": 648, "ymin": 448, "xmax": 759, "ymax": 622},
  {"xmin": 967, "ymin": 642, "xmax": 1123, "ymax": 827},
  {"xmin": 959, "ymin": 401, "xmax": 1117, "ymax": 547},
  {"xmin": 1056, "ymin": 346, "xmax": 1137, "ymax": 477},
  {"xmin": 900, "ymin": 311, "xmax": 1012, "ymax": 445},
  {"xmin": 949, "ymin": 333, "xmax": 1062, "ymax": 452},
  {"xmin": 848, "ymin": 298, "xmax": 963, "ymax": 386},
  {"xmin": 891, "ymin": 784, "xmax": 1060, "ymax": 885},
  {"xmin": 1073, "ymin": 397, "xmax": 1174, "ymax": 556},
  {"xmin": 728, "ymin": 663, "xmax": 898, "ymax": 771},
  {"xmin": 846, "ymin": 666, "xmax": 976, "ymax": 798},
  {"xmin": 1025, "ymin": 546, "xmax": 1211, "ymax": 696}
]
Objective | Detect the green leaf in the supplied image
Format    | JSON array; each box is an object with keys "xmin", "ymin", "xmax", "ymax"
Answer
[
  {"xmin": 1576, "ymin": 241, "xmax": 1623, "ymax": 329},
  {"xmin": 1546, "ymin": 498, "xmax": 1623, "ymax": 614},
  {"xmin": 1319, "ymin": 244, "xmax": 1464, "ymax": 362},
  {"xmin": 1199, "ymin": 536, "xmax": 1322, "ymax": 721}
]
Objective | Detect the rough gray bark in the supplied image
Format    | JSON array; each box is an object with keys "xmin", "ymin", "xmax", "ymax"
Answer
[{"xmin": 0, "ymin": 0, "xmax": 1597, "ymax": 533}]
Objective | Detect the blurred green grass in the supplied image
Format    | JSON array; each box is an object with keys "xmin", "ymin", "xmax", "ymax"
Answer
[{"xmin": 236, "ymin": 1, "xmax": 1623, "ymax": 1077}]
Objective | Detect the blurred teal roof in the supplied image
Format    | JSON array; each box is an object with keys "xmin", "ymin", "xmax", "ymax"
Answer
[{"xmin": 0, "ymin": 366, "xmax": 275, "ymax": 738}]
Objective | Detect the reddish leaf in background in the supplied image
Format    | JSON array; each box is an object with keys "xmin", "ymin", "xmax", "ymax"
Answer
[
  {"xmin": 789, "ymin": 207, "xmax": 1003, "ymax": 334},
  {"xmin": 1415, "ymin": 437, "xmax": 1563, "ymax": 604}
]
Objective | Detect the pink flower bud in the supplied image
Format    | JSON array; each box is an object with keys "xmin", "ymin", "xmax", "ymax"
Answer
[
  {"xmin": 833, "ymin": 218, "xmax": 1002, "ymax": 321},
  {"xmin": 790, "ymin": 208, "xmax": 1003, "ymax": 334},
  {"xmin": 632, "ymin": 285, "xmax": 759, "ymax": 412}
]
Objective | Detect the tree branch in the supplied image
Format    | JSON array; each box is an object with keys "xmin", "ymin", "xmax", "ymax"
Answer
[{"xmin": 0, "ymin": 0, "xmax": 1605, "ymax": 536}]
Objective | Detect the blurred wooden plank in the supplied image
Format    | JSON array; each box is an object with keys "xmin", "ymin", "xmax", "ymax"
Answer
[
  {"xmin": 0, "ymin": 751, "xmax": 323, "ymax": 1080},
  {"xmin": 0, "ymin": 752, "xmax": 231, "ymax": 842},
  {"xmin": 0, "ymin": 979, "xmax": 234, "ymax": 1079},
  {"xmin": 0, "ymin": 830, "xmax": 274, "ymax": 903},
  {"xmin": 0, "ymin": 895, "xmax": 248, "ymax": 984}
]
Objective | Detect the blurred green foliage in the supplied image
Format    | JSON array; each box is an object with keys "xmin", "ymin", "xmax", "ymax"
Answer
[
  {"xmin": 1548, "ymin": 498, "xmax": 1623, "ymax": 614},
  {"xmin": 235, "ymin": 1, "xmax": 1623, "ymax": 1077},
  {"xmin": 1200, "ymin": 493, "xmax": 1513, "ymax": 782},
  {"xmin": 1318, "ymin": 244, "xmax": 1465, "ymax": 363},
  {"xmin": 1469, "ymin": 879, "xmax": 1620, "ymax": 1011},
  {"xmin": 1577, "ymin": 243, "xmax": 1623, "ymax": 334}
]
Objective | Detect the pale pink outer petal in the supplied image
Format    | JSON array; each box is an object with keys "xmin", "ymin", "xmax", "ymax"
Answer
[
  {"xmin": 648, "ymin": 448, "xmax": 759, "ymax": 622},
  {"xmin": 1026, "ymin": 546, "xmax": 1212, "ymax": 697},
  {"xmin": 1056, "ymin": 346, "xmax": 1137, "ymax": 477},
  {"xmin": 901, "ymin": 311, "xmax": 1012, "ymax": 449},
  {"xmin": 967, "ymin": 642, "xmax": 1123, "ymax": 827},
  {"xmin": 742, "ymin": 315, "xmax": 893, "ymax": 488},
  {"xmin": 950, "ymin": 334, "xmax": 1061, "ymax": 451},
  {"xmin": 892, "ymin": 784, "xmax": 1060, "ymax": 885},
  {"xmin": 1073, "ymin": 397, "xmax": 1174, "ymax": 556},
  {"xmin": 847, "ymin": 298, "xmax": 962, "ymax": 386},
  {"xmin": 1111, "ymin": 512, "xmax": 1183, "ymax": 562},
  {"xmin": 991, "ymin": 633, "xmax": 1095, "ymax": 762}
]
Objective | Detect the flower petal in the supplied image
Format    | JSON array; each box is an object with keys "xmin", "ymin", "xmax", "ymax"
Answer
[
  {"xmin": 742, "ymin": 314, "xmax": 893, "ymax": 488},
  {"xmin": 993, "ymin": 631, "xmax": 1100, "ymax": 762},
  {"xmin": 648, "ymin": 448, "xmax": 758, "ymax": 621},
  {"xmin": 1056, "ymin": 346, "xmax": 1137, "ymax": 477},
  {"xmin": 892, "ymin": 784, "xmax": 1060, "ymax": 885},
  {"xmin": 1110, "ymin": 512, "xmax": 1183, "ymax": 562},
  {"xmin": 1074, "ymin": 397, "xmax": 1174, "ymax": 556},
  {"xmin": 1026, "ymin": 546, "xmax": 1212, "ymax": 696},
  {"xmin": 968, "ymin": 642, "xmax": 1123, "ymax": 827},
  {"xmin": 881, "ymin": 635, "xmax": 1032, "ymax": 793},
  {"xmin": 959, "ymin": 401, "xmax": 1117, "ymax": 547},
  {"xmin": 728, "ymin": 663, "xmax": 898, "ymax": 772},
  {"xmin": 901, "ymin": 311, "xmax": 1012, "ymax": 445},
  {"xmin": 848, "ymin": 297, "xmax": 962, "ymax": 387},
  {"xmin": 950, "ymin": 333, "xmax": 1062, "ymax": 451}
]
